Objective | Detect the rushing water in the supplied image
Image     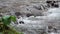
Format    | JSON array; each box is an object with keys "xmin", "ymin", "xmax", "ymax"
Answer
[
  {"xmin": 10, "ymin": 8, "xmax": 60, "ymax": 34},
  {"xmin": 0, "ymin": 0, "xmax": 60, "ymax": 34}
]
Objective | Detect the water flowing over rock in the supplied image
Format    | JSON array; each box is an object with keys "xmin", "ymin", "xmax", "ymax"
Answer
[
  {"xmin": 10, "ymin": 8, "xmax": 60, "ymax": 34},
  {"xmin": 0, "ymin": 0, "xmax": 60, "ymax": 34}
]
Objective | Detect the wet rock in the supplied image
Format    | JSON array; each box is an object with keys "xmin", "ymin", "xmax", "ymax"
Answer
[
  {"xmin": 15, "ymin": 12, "xmax": 22, "ymax": 16},
  {"xmin": 46, "ymin": 1, "xmax": 52, "ymax": 3},
  {"xmin": 48, "ymin": 26, "xmax": 53, "ymax": 29},
  {"xmin": 54, "ymin": 4, "xmax": 59, "ymax": 8},
  {"xmin": 53, "ymin": 28, "xmax": 57, "ymax": 32},
  {"xmin": 26, "ymin": 13, "xmax": 33, "ymax": 17},
  {"xmin": 33, "ymin": 5, "xmax": 42, "ymax": 10},
  {"xmin": 19, "ymin": 21, "xmax": 24, "ymax": 24},
  {"xmin": 0, "ymin": 15, "xmax": 2, "ymax": 17},
  {"xmin": 1, "ymin": 0, "xmax": 60, "ymax": 34}
]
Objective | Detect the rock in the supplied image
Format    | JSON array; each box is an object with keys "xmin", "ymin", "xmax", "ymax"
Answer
[
  {"xmin": 1, "ymin": 0, "xmax": 60, "ymax": 34},
  {"xmin": 15, "ymin": 12, "xmax": 22, "ymax": 16},
  {"xmin": 33, "ymin": 5, "xmax": 42, "ymax": 10},
  {"xmin": 26, "ymin": 13, "xmax": 33, "ymax": 17},
  {"xmin": 19, "ymin": 21, "xmax": 24, "ymax": 24},
  {"xmin": 54, "ymin": 4, "xmax": 59, "ymax": 8}
]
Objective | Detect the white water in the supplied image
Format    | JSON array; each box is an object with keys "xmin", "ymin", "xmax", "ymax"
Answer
[
  {"xmin": 0, "ymin": 0, "xmax": 60, "ymax": 34},
  {"xmin": 10, "ymin": 8, "xmax": 60, "ymax": 34}
]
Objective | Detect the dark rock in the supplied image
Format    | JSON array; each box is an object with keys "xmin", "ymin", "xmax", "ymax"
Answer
[
  {"xmin": 51, "ymin": 3, "xmax": 59, "ymax": 8},
  {"xmin": 0, "ymin": 15, "xmax": 2, "ymax": 17},
  {"xmin": 26, "ymin": 8, "xmax": 30, "ymax": 11},
  {"xmin": 46, "ymin": 1, "xmax": 52, "ymax": 3},
  {"xmin": 41, "ymin": 5, "xmax": 46, "ymax": 10},
  {"xmin": 48, "ymin": 26, "xmax": 53, "ymax": 29},
  {"xmin": 33, "ymin": 6, "xmax": 42, "ymax": 10},
  {"xmin": 39, "ymin": 13, "xmax": 44, "ymax": 16},
  {"xmin": 46, "ymin": 1, "xmax": 59, "ymax": 8},
  {"xmin": 26, "ymin": 5, "xmax": 29, "ymax": 6},
  {"xmin": 48, "ymin": 30, "xmax": 51, "ymax": 33},
  {"xmin": 53, "ymin": 1, "xmax": 56, "ymax": 3},
  {"xmin": 47, "ymin": 4, "xmax": 50, "ymax": 7},
  {"xmin": 53, "ymin": 28, "xmax": 57, "ymax": 32},
  {"xmin": 26, "ymin": 13, "xmax": 33, "ymax": 17},
  {"xmin": 15, "ymin": 12, "xmax": 21, "ymax": 16},
  {"xmin": 51, "ymin": 3, "xmax": 54, "ymax": 6},
  {"xmin": 19, "ymin": 21, "xmax": 24, "ymax": 24}
]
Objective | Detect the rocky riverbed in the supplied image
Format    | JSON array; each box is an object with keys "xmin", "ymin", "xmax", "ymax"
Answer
[
  {"xmin": 10, "ymin": 8, "xmax": 60, "ymax": 34},
  {"xmin": 0, "ymin": 0, "xmax": 60, "ymax": 34}
]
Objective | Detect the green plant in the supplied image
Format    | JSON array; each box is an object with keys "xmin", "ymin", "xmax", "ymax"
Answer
[
  {"xmin": 0, "ymin": 15, "xmax": 16, "ymax": 25},
  {"xmin": 0, "ymin": 15, "xmax": 23, "ymax": 34}
]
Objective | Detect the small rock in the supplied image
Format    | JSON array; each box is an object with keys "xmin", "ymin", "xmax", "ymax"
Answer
[
  {"xmin": 26, "ymin": 13, "xmax": 33, "ymax": 17},
  {"xmin": 19, "ymin": 21, "xmax": 24, "ymax": 24},
  {"xmin": 33, "ymin": 5, "xmax": 42, "ymax": 10},
  {"xmin": 15, "ymin": 12, "xmax": 22, "ymax": 16}
]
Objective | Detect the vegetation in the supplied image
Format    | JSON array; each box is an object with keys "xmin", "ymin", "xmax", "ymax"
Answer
[{"xmin": 0, "ymin": 15, "xmax": 23, "ymax": 34}]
